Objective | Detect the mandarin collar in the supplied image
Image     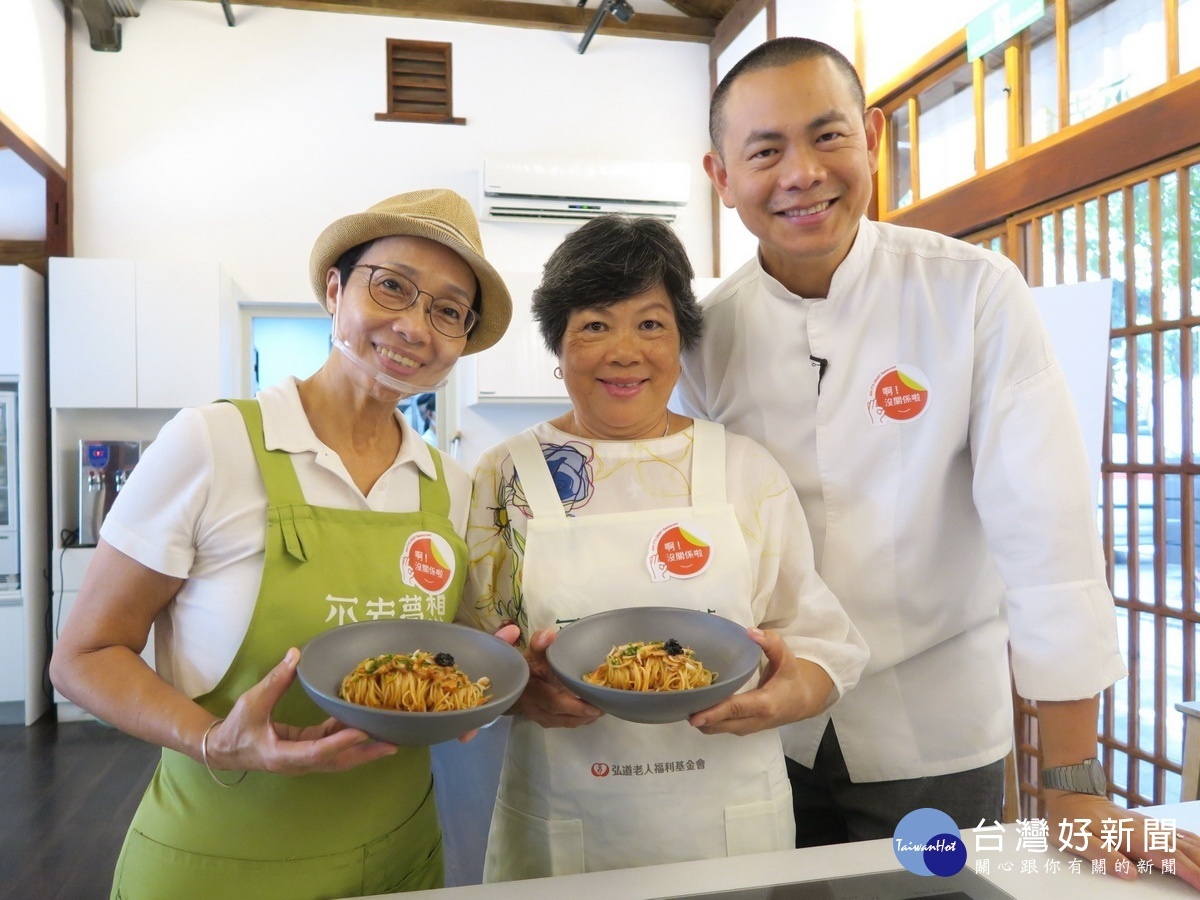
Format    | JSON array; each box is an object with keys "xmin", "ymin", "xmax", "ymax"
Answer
[{"xmin": 755, "ymin": 217, "xmax": 878, "ymax": 302}]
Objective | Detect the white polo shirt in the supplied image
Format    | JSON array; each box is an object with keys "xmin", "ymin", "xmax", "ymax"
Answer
[{"xmin": 100, "ymin": 376, "xmax": 471, "ymax": 699}]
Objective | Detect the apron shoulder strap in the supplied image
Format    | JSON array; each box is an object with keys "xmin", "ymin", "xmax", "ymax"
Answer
[
  {"xmin": 223, "ymin": 398, "xmax": 306, "ymax": 506},
  {"xmin": 690, "ymin": 419, "xmax": 727, "ymax": 507},
  {"xmin": 504, "ymin": 430, "xmax": 567, "ymax": 520},
  {"xmin": 224, "ymin": 399, "xmax": 450, "ymax": 516},
  {"xmin": 417, "ymin": 449, "xmax": 452, "ymax": 518}
]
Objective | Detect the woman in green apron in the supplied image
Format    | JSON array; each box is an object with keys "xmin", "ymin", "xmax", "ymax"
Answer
[
  {"xmin": 461, "ymin": 215, "xmax": 868, "ymax": 881},
  {"xmin": 50, "ymin": 189, "xmax": 513, "ymax": 899}
]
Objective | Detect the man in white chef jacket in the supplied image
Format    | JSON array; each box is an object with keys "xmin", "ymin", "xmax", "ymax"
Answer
[{"xmin": 677, "ymin": 36, "xmax": 1200, "ymax": 888}]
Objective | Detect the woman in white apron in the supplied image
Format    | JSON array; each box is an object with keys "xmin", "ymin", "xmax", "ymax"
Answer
[
  {"xmin": 50, "ymin": 189, "xmax": 514, "ymax": 899},
  {"xmin": 461, "ymin": 215, "xmax": 869, "ymax": 882}
]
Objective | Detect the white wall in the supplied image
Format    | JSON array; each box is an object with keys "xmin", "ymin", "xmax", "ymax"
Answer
[
  {"xmin": 0, "ymin": 0, "xmax": 66, "ymax": 240},
  {"xmin": 1, "ymin": 0, "xmax": 68, "ymax": 165},
  {"xmin": 69, "ymin": 2, "xmax": 712, "ymax": 464},
  {"xmin": 70, "ymin": 3, "xmax": 712, "ymax": 295},
  {"xmin": 859, "ymin": 0, "xmax": 994, "ymax": 93},
  {"xmin": 774, "ymin": 1, "xmax": 855, "ymax": 60},
  {"xmin": 712, "ymin": 7, "xmax": 768, "ymax": 278},
  {"xmin": 0, "ymin": 151, "xmax": 45, "ymax": 241}
]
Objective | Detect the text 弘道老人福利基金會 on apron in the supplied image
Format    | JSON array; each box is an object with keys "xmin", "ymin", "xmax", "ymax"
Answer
[{"xmin": 483, "ymin": 419, "xmax": 794, "ymax": 882}]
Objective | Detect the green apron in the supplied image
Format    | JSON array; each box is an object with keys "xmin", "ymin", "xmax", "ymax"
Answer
[{"xmin": 112, "ymin": 399, "xmax": 467, "ymax": 900}]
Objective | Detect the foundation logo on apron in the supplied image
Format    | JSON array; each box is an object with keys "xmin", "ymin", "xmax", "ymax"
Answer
[
  {"xmin": 867, "ymin": 364, "xmax": 930, "ymax": 425},
  {"xmin": 647, "ymin": 522, "xmax": 713, "ymax": 582},
  {"xmin": 400, "ymin": 531, "xmax": 455, "ymax": 595}
]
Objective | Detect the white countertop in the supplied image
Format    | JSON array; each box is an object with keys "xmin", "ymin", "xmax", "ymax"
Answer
[{"xmin": 374, "ymin": 802, "xmax": 1200, "ymax": 900}]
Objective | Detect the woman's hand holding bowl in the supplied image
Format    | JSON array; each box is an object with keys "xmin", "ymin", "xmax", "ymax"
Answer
[
  {"xmin": 203, "ymin": 647, "xmax": 400, "ymax": 777},
  {"xmin": 687, "ymin": 627, "xmax": 835, "ymax": 736},
  {"xmin": 516, "ymin": 628, "xmax": 605, "ymax": 729},
  {"xmin": 205, "ymin": 622, "xmax": 523, "ymax": 772}
]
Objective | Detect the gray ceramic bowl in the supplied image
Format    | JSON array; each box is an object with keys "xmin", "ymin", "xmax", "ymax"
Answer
[
  {"xmin": 545, "ymin": 607, "xmax": 761, "ymax": 725},
  {"xmin": 298, "ymin": 619, "xmax": 528, "ymax": 746}
]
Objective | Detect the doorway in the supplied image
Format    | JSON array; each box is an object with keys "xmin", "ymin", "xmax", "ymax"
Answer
[
  {"xmin": 247, "ymin": 310, "xmax": 330, "ymax": 395},
  {"xmin": 240, "ymin": 304, "xmax": 452, "ymax": 455}
]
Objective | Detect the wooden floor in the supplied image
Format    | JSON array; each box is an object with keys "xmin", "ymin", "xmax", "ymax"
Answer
[{"xmin": 0, "ymin": 714, "xmax": 508, "ymax": 899}]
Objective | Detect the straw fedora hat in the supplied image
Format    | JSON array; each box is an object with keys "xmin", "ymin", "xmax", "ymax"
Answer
[{"xmin": 309, "ymin": 189, "xmax": 512, "ymax": 356}]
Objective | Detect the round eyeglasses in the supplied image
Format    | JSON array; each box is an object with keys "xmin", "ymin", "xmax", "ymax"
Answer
[{"xmin": 351, "ymin": 264, "xmax": 479, "ymax": 339}]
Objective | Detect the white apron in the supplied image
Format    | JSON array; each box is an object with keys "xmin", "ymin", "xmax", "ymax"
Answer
[{"xmin": 482, "ymin": 420, "xmax": 794, "ymax": 882}]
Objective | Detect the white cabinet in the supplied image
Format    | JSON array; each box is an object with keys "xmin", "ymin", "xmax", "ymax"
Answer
[
  {"xmin": 135, "ymin": 261, "xmax": 235, "ymax": 408},
  {"xmin": 0, "ymin": 600, "xmax": 23, "ymax": 703},
  {"xmin": 50, "ymin": 591, "xmax": 77, "ymax": 705},
  {"xmin": 50, "ymin": 550, "xmax": 154, "ymax": 706},
  {"xmin": 0, "ymin": 301, "xmax": 20, "ymax": 376},
  {"xmin": 0, "ymin": 265, "xmax": 49, "ymax": 724},
  {"xmin": 48, "ymin": 258, "xmax": 137, "ymax": 406},
  {"xmin": 48, "ymin": 549, "xmax": 94, "ymax": 707},
  {"xmin": 49, "ymin": 257, "xmax": 235, "ymax": 408},
  {"xmin": 471, "ymin": 272, "xmax": 567, "ymax": 404},
  {"xmin": 41, "ymin": 255, "xmax": 229, "ymax": 720}
]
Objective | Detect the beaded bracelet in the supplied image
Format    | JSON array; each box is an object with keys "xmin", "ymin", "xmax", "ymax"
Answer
[{"xmin": 201, "ymin": 718, "xmax": 248, "ymax": 787}]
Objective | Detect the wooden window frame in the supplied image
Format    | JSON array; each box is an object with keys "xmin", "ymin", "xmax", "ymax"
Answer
[
  {"xmin": 873, "ymin": 0, "xmax": 1200, "ymax": 238},
  {"xmin": 876, "ymin": 52, "xmax": 974, "ymax": 212},
  {"xmin": 375, "ymin": 39, "xmax": 465, "ymax": 126}
]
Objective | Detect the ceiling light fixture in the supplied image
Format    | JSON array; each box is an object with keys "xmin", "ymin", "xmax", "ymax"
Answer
[{"xmin": 577, "ymin": 0, "xmax": 636, "ymax": 55}]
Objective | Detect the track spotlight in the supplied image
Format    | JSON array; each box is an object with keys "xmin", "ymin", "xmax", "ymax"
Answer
[{"xmin": 578, "ymin": 0, "xmax": 636, "ymax": 55}]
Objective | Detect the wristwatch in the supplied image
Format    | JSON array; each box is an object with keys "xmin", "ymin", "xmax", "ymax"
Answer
[{"xmin": 1041, "ymin": 757, "xmax": 1107, "ymax": 795}]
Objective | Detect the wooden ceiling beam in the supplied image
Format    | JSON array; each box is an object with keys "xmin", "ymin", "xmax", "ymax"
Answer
[
  {"xmin": 710, "ymin": 0, "xmax": 767, "ymax": 59},
  {"xmin": 186, "ymin": 0, "xmax": 718, "ymax": 42},
  {"xmin": 0, "ymin": 109, "xmax": 66, "ymax": 183},
  {"xmin": 0, "ymin": 241, "xmax": 48, "ymax": 276},
  {"xmin": 661, "ymin": 0, "xmax": 735, "ymax": 18}
]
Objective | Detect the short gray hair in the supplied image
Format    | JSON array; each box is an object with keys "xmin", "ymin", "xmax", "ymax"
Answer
[{"xmin": 532, "ymin": 216, "xmax": 702, "ymax": 356}]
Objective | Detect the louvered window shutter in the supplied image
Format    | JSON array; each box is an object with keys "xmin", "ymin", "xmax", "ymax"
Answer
[{"xmin": 376, "ymin": 39, "xmax": 465, "ymax": 125}]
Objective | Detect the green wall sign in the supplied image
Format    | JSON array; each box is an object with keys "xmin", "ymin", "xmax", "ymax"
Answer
[{"xmin": 966, "ymin": 0, "xmax": 1046, "ymax": 61}]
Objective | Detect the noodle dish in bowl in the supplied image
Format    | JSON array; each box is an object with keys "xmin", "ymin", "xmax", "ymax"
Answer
[
  {"xmin": 545, "ymin": 607, "xmax": 761, "ymax": 725},
  {"xmin": 298, "ymin": 619, "xmax": 529, "ymax": 745}
]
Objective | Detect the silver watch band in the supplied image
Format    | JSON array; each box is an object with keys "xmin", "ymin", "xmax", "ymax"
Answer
[{"xmin": 1042, "ymin": 757, "xmax": 1106, "ymax": 795}]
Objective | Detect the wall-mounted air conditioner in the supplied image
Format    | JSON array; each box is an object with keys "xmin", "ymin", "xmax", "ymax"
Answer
[{"xmin": 481, "ymin": 155, "xmax": 690, "ymax": 223}]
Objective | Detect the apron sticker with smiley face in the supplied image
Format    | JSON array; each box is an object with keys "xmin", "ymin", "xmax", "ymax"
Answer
[
  {"xmin": 867, "ymin": 365, "xmax": 931, "ymax": 425},
  {"xmin": 400, "ymin": 531, "xmax": 456, "ymax": 595},
  {"xmin": 647, "ymin": 523, "xmax": 713, "ymax": 582}
]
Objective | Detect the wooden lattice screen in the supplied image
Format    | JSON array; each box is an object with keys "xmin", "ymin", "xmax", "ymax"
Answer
[{"xmin": 969, "ymin": 144, "xmax": 1200, "ymax": 820}]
